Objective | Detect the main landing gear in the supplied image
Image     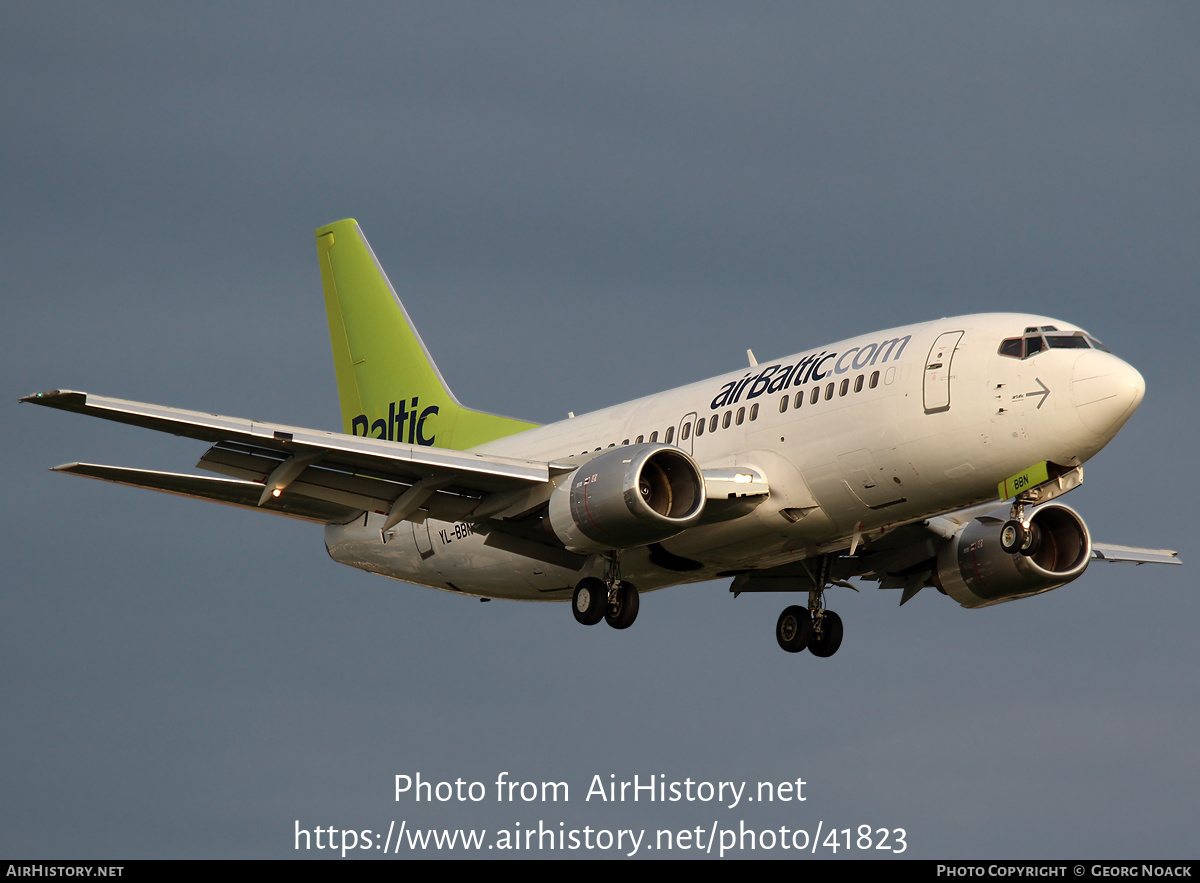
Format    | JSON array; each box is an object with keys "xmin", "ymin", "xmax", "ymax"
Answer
[
  {"xmin": 775, "ymin": 598, "xmax": 843, "ymax": 657},
  {"xmin": 572, "ymin": 553, "xmax": 640, "ymax": 630},
  {"xmin": 775, "ymin": 561, "xmax": 845, "ymax": 657}
]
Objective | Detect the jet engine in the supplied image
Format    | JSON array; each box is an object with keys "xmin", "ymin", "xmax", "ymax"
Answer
[
  {"xmin": 547, "ymin": 444, "xmax": 706, "ymax": 553},
  {"xmin": 935, "ymin": 503, "xmax": 1092, "ymax": 608}
]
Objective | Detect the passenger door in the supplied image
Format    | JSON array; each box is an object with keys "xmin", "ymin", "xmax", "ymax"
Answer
[{"xmin": 923, "ymin": 331, "xmax": 963, "ymax": 413}]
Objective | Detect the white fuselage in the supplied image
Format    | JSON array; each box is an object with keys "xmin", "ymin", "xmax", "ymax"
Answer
[{"xmin": 324, "ymin": 313, "xmax": 1144, "ymax": 600}]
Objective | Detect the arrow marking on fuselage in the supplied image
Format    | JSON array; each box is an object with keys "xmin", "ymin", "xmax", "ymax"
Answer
[{"xmin": 1027, "ymin": 378, "xmax": 1050, "ymax": 409}]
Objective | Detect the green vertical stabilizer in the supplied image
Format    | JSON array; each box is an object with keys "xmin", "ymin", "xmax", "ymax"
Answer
[{"xmin": 316, "ymin": 219, "xmax": 538, "ymax": 450}]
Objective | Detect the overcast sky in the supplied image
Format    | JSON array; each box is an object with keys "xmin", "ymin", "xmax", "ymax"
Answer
[{"xmin": 2, "ymin": 2, "xmax": 1197, "ymax": 859}]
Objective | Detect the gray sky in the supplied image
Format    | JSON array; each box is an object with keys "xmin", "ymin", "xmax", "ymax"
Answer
[{"xmin": 2, "ymin": 2, "xmax": 1197, "ymax": 859}]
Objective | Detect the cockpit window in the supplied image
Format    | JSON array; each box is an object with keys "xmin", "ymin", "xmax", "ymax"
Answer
[
  {"xmin": 1046, "ymin": 334, "xmax": 1091, "ymax": 349},
  {"xmin": 999, "ymin": 338, "xmax": 1023, "ymax": 358},
  {"xmin": 999, "ymin": 329, "xmax": 1102, "ymax": 359}
]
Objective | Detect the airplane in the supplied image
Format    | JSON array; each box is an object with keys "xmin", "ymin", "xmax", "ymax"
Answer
[{"xmin": 22, "ymin": 219, "xmax": 1180, "ymax": 656}]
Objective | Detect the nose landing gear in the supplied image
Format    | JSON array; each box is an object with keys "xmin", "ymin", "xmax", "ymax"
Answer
[
  {"xmin": 1000, "ymin": 502, "xmax": 1043, "ymax": 558},
  {"xmin": 998, "ymin": 464, "xmax": 1084, "ymax": 556}
]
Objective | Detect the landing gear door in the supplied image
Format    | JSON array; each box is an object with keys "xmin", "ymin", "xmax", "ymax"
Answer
[
  {"xmin": 677, "ymin": 411, "xmax": 698, "ymax": 456},
  {"xmin": 923, "ymin": 331, "xmax": 963, "ymax": 414}
]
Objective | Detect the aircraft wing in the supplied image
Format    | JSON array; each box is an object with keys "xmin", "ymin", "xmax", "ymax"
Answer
[
  {"xmin": 23, "ymin": 390, "xmax": 565, "ymax": 526},
  {"xmin": 859, "ymin": 506, "xmax": 1181, "ymax": 571},
  {"xmin": 731, "ymin": 509, "xmax": 1180, "ymax": 605},
  {"xmin": 847, "ymin": 513, "xmax": 1180, "ymax": 605},
  {"xmin": 1089, "ymin": 543, "xmax": 1181, "ymax": 565}
]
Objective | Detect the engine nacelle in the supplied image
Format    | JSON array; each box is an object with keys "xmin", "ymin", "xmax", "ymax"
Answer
[
  {"xmin": 547, "ymin": 444, "xmax": 706, "ymax": 553},
  {"xmin": 936, "ymin": 503, "xmax": 1092, "ymax": 608}
]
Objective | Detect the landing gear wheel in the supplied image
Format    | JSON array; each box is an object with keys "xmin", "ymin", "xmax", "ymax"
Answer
[
  {"xmin": 1000, "ymin": 520, "xmax": 1026, "ymax": 553},
  {"xmin": 604, "ymin": 581, "xmax": 640, "ymax": 630},
  {"xmin": 1019, "ymin": 523, "xmax": 1042, "ymax": 557},
  {"xmin": 572, "ymin": 577, "xmax": 607, "ymax": 626},
  {"xmin": 807, "ymin": 610, "xmax": 843, "ymax": 658},
  {"xmin": 776, "ymin": 605, "xmax": 812, "ymax": 653}
]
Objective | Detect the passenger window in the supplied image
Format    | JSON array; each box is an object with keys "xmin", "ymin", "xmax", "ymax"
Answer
[
  {"xmin": 665, "ymin": 426, "xmax": 674, "ymax": 445},
  {"xmin": 869, "ymin": 371, "xmax": 879, "ymax": 389},
  {"xmin": 723, "ymin": 411, "xmax": 732, "ymax": 429},
  {"xmin": 621, "ymin": 439, "xmax": 629, "ymax": 445},
  {"xmin": 779, "ymin": 395, "xmax": 789, "ymax": 413},
  {"xmin": 681, "ymin": 422, "xmax": 691, "ymax": 441},
  {"xmin": 825, "ymin": 382, "xmax": 834, "ymax": 400},
  {"xmin": 839, "ymin": 379, "xmax": 849, "ymax": 396},
  {"xmin": 608, "ymin": 443, "xmax": 615, "ymax": 448},
  {"xmin": 736, "ymin": 407, "xmax": 745, "ymax": 425},
  {"xmin": 794, "ymin": 391, "xmax": 803, "ymax": 409},
  {"xmin": 709, "ymin": 414, "xmax": 718, "ymax": 433},
  {"xmin": 810, "ymin": 386, "xmax": 820, "ymax": 405},
  {"xmin": 635, "ymin": 435, "xmax": 644, "ymax": 443},
  {"xmin": 749, "ymin": 403, "xmax": 758, "ymax": 421},
  {"xmin": 695, "ymin": 418, "xmax": 704, "ymax": 436},
  {"xmin": 854, "ymin": 374, "xmax": 864, "ymax": 393},
  {"xmin": 649, "ymin": 431, "xmax": 658, "ymax": 443}
]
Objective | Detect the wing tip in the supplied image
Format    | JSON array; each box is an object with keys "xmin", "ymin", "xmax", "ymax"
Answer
[
  {"xmin": 20, "ymin": 389, "xmax": 62, "ymax": 403},
  {"xmin": 20, "ymin": 389, "xmax": 85, "ymax": 407}
]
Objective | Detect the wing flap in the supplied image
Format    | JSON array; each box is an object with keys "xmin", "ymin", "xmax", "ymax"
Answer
[
  {"xmin": 197, "ymin": 444, "xmax": 398, "ymax": 511},
  {"xmin": 52, "ymin": 463, "xmax": 361, "ymax": 524}
]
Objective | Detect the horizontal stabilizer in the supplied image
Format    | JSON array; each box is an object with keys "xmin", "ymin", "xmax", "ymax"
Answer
[{"xmin": 52, "ymin": 463, "xmax": 361, "ymax": 524}]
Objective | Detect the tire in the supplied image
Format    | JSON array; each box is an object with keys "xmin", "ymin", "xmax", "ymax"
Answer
[
  {"xmin": 1020, "ymin": 522, "xmax": 1042, "ymax": 557},
  {"xmin": 808, "ymin": 610, "xmax": 843, "ymax": 658},
  {"xmin": 605, "ymin": 581, "xmax": 640, "ymax": 630},
  {"xmin": 1000, "ymin": 520, "xmax": 1025, "ymax": 553},
  {"xmin": 572, "ymin": 577, "xmax": 607, "ymax": 626},
  {"xmin": 776, "ymin": 605, "xmax": 812, "ymax": 653}
]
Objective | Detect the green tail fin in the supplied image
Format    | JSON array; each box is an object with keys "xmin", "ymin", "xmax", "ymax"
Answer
[{"xmin": 315, "ymin": 219, "xmax": 538, "ymax": 450}]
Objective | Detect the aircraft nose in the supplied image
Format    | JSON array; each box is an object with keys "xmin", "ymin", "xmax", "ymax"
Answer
[{"xmin": 1072, "ymin": 351, "xmax": 1145, "ymax": 437}]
